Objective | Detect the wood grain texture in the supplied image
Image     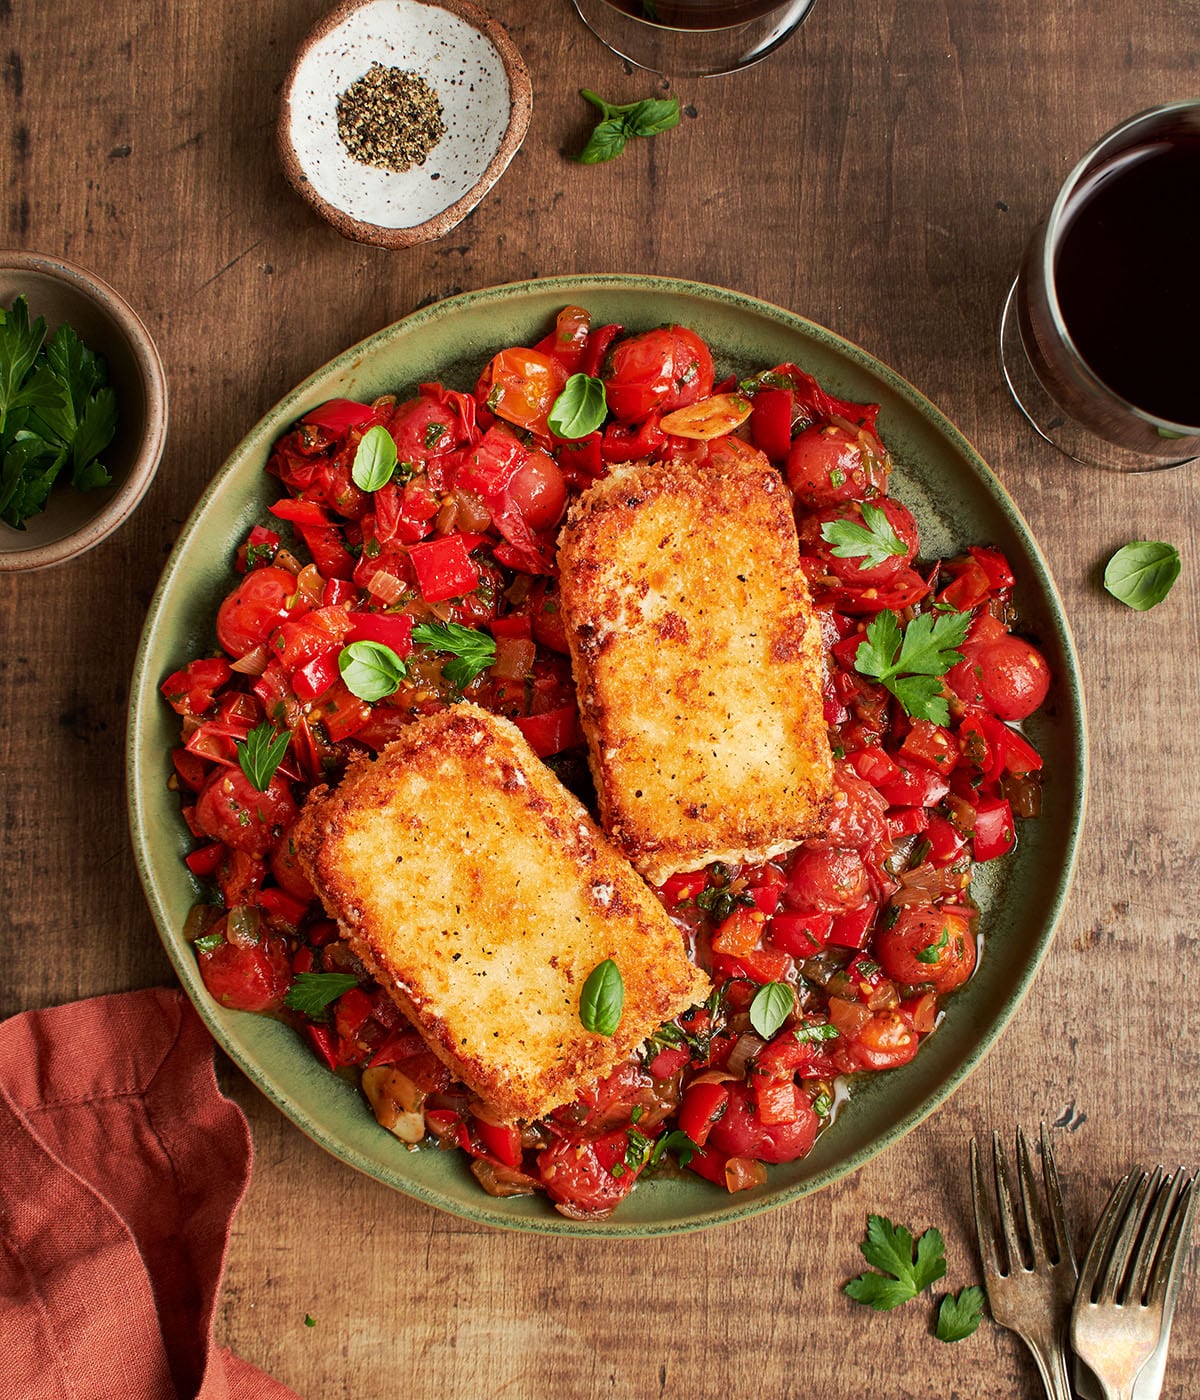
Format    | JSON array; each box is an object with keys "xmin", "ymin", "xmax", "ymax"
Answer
[{"xmin": 2, "ymin": 1, "xmax": 1198, "ymax": 1396}]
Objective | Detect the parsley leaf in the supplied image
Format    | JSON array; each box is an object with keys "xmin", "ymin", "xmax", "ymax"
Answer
[
  {"xmin": 853, "ymin": 608, "xmax": 971, "ymax": 726},
  {"xmin": 237, "ymin": 723, "xmax": 291, "ymax": 792},
  {"xmin": 935, "ymin": 1285, "xmax": 985, "ymax": 1342},
  {"xmin": 648, "ymin": 1128, "xmax": 699, "ymax": 1169},
  {"xmin": 844, "ymin": 1215, "xmax": 948, "ymax": 1310},
  {"xmin": 1103, "ymin": 540, "xmax": 1181, "ymax": 611},
  {"xmin": 576, "ymin": 89, "xmax": 681, "ymax": 165},
  {"xmin": 748, "ymin": 981, "xmax": 794, "ymax": 1038},
  {"xmin": 410, "ymin": 620, "xmax": 496, "ymax": 691},
  {"xmin": 820, "ymin": 502, "xmax": 908, "ymax": 570},
  {"xmin": 579, "ymin": 958, "xmax": 624, "ymax": 1036},
  {"xmin": 284, "ymin": 972, "xmax": 360, "ymax": 1020}
]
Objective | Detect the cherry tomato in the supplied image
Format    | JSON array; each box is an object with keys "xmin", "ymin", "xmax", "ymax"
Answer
[
  {"xmin": 814, "ymin": 764, "xmax": 891, "ymax": 851},
  {"xmin": 846, "ymin": 1010, "xmax": 921, "ymax": 1071},
  {"xmin": 476, "ymin": 348, "xmax": 567, "ymax": 436},
  {"xmin": 197, "ymin": 921, "xmax": 292, "ymax": 1012},
  {"xmin": 215, "ymin": 566, "xmax": 297, "ymax": 659},
  {"xmin": 270, "ymin": 839, "xmax": 316, "ymax": 901},
  {"xmin": 704, "ymin": 1083, "xmax": 818, "ymax": 1164},
  {"xmin": 537, "ymin": 1127, "xmax": 640, "ymax": 1215},
  {"xmin": 876, "ymin": 907, "xmax": 977, "ymax": 993},
  {"xmin": 507, "ymin": 447, "xmax": 567, "ymax": 530},
  {"xmin": 785, "ymin": 422, "xmax": 890, "ymax": 507},
  {"xmin": 973, "ymin": 635, "xmax": 1051, "ymax": 720},
  {"xmin": 785, "ymin": 847, "xmax": 869, "ymax": 913},
  {"xmin": 194, "ymin": 767, "xmax": 299, "ymax": 857},
  {"xmin": 602, "ymin": 326, "xmax": 715, "ymax": 423},
  {"xmin": 388, "ymin": 392, "xmax": 467, "ymax": 467}
]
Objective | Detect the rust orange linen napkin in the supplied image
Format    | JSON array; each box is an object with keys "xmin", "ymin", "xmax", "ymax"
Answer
[{"xmin": 0, "ymin": 987, "xmax": 301, "ymax": 1400}]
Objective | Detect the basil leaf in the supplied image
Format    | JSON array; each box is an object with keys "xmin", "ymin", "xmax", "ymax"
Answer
[
  {"xmin": 1103, "ymin": 540, "xmax": 1181, "ymax": 611},
  {"xmin": 237, "ymin": 722, "xmax": 292, "ymax": 792},
  {"xmin": 748, "ymin": 981, "xmax": 794, "ymax": 1039},
  {"xmin": 548, "ymin": 374, "xmax": 607, "ymax": 439},
  {"xmin": 284, "ymin": 972, "xmax": 360, "ymax": 1021},
  {"xmin": 577, "ymin": 116, "xmax": 628, "ymax": 165},
  {"xmin": 351, "ymin": 424, "xmax": 398, "ymax": 492},
  {"xmin": 338, "ymin": 640, "xmax": 408, "ymax": 701},
  {"xmin": 579, "ymin": 958, "xmax": 624, "ymax": 1036},
  {"xmin": 623, "ymin": 97, "xmax": 681, "ymax": 138}
]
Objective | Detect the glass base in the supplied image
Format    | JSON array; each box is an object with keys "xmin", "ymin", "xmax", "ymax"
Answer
[
  {"xmin": 570, "ymin": 0, "xmax": 816, "ymax": 77},
  {"xmin": 999, "ymin": 279, "xmax": 1197, "ymax": 473}
]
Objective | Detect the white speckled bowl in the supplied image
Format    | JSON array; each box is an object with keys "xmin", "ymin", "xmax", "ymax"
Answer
[{"xmin": 279, "ymin": 0, "xmax": 531, "ymax": 248}]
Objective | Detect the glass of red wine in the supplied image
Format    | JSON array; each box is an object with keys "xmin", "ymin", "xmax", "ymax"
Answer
[
  {"xmin": 999, "ymin": 100, "xmax": 1200, "ymax": 471},
  {"xmin": 571, "ymin": 0, "xmax": 818, "ymax": 76}
]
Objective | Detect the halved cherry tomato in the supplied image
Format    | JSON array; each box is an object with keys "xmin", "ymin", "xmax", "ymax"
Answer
[
  {"xmin": 786, "ymin": 421, "xmax": 890, "ymax": 507},
  {"xmin": 216, "ymin": 567, "xmax": 298, "ymax": 659},
  {"xmin": 785, "ymin": 847, "xmax": 869, "ymax": 913},
  {"xmin": 846, "ymin": 1010, "xmax": 921, "ymax": 1071},
  {"xmin": 876, "ymin": 907, "xmax": 976, "ymax": 992},
  {"xmin": 476, "ymin": 347, "xmax": 567, "ymax": 436}
]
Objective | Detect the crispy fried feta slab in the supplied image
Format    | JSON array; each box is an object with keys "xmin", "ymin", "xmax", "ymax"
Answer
[
  {"xmin": 557, "ymin": 449, "xmax": 833, "ymax": 885},
  {"xmin": 293, "ymin": 704, "xmax": 709, "ymax": 1123}
]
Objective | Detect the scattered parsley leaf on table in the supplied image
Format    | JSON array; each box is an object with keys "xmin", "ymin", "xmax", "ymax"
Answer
[
  {"xmin": 284, "ymin": 972, "xmax": 360, "ymax": 1020},
  {"xmin": 1103, "ymin": 541, "xmax": 1181, "ymax": 611},
  {"xmin": 820, "ymin": 502, "xmax": 908, "ymax": 569},
  {"xmin": 935, "ymin": 1285, "xmax": 986, "ymax": 1342},
  {"xmin": 576, "ymin": 89, "xmax": 681, "ymax": 165},
  {"xmin": 844, "ymin": 1214, "xmax": 948, "ymax": 1310},
  {"xmin": 853, "ymin": 608, "xmax": 971, "ymax": 726}
]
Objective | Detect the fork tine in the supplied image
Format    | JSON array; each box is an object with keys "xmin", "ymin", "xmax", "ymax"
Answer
[
  {"xmin": 1039, "ymin": 1121, "xmax": 1075, "ymax": 1270},
  {"xmin": 992, "ymin": 1129, "xmax": 1025, "ymax": 1274},
  {"xmin": 970, "ymin": 1137, "xmax": 1003, "ymax": 1277},
  {"xmin": 1145, "ymin": 1171, "xmax": 1198, "ymax": 1308},
  {"xmin": 1126, "ymin": 1169, "xmax": 1180, "ymax": 1304},
  {"xmin": 1015, "ymin": 1124, "xmax": 1050, "ymax": 1265},
  {"xmin": 1097, "ymin": 1168, "xmax": 1158, "ymax": 1305},
  {"xmin": 1077, "ymin": 1170, "xmax": 1136, "ymax": 1302}
]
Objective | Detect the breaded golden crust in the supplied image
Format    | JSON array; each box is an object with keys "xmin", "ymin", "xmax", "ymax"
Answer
[
  {"xmin": 557, "ymin": 451, "xmax": 833, "ymax": 885},
  {"xmin": 293, "ymin": 705, "xmax": 710, "ymax": 1123}
]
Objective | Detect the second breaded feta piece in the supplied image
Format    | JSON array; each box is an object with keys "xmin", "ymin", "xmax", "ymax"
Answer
[
  {"xmin": 292, "ymin": 704, "xmax": 710, "ymax": 1123},
  {"xmin": 557, "ymin": 448, "xmax": 833, "ymax": 885}
]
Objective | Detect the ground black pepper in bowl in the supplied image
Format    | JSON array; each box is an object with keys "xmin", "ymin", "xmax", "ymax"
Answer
[{"xmin": 336, "ymin": 63, "xmax": 447, "ymax": 172}]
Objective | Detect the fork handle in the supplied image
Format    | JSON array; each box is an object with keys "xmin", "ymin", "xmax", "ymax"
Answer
[{"xmin": 1024, "ymin": 1339, "xmax": 1076, "ymax": 1400}]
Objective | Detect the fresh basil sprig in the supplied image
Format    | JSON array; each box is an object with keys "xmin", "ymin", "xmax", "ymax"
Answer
[
  {"xmin": 338, "ymin": 640, "xmax": 408, "ymax": 701},
  {"xmin": 1103, "ymin": 540, "xmax": 1181, "ymax": 611},
  {"xmin": 576, "ymin": 89, "xmax": 681, "ymax": 165},
  {"xmin": 237, "ymin": 722, "xmax": 292, "ymax": 791},
  {"xmin": 548, "ymin": 373, "xmax": 607, "ymax": 439},
  {"xmin": 411, "ymin": 620, "xmax": 496, "ymax": 691},
  {"xmin": 579, "ymin": 958, "xmax": 624, "ymax": 1036},
  {"xmin": 351, "ymin": 424, "xmax": 398, "ymax": 492},
  {"xmin": 748, "ymin": 981, "xmax": 794, "ymax": 1039}
]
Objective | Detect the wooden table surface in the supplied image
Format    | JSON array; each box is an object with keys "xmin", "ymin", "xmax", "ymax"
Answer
[{"xmin": 4, "ymin": 2, "xmax": 1198, "ymax": 1396}]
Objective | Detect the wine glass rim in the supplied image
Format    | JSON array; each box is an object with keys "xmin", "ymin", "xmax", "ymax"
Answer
[{"xmin": 1039, "ymin": 98, "xmax": 1200, "ymax": 437}]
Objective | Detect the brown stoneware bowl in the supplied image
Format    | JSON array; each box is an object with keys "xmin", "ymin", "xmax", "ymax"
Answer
[
  {"xmin": 0, "ymin": 251, "xmax": 167, "ymax": 572},
  {"xmin": 278, "ymin": 0, "xmax": 532, "ymax": 248}
]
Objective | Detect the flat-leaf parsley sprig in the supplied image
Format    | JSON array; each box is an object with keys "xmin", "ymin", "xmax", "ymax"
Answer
[
  {"xmin": 237, "ymin": 722, "xmax": 292, "ymax": 792},
  {"xmin": 576, "ymin": 89, "xmax": 680, "ymax": 165},
  {"xmin": 844, "ymin": 1214, "xmax": 948, "ymax": 1310},
  {"xmin": 820, "ymin": 502, "xmax": 908, "ymax": 570},
  {"xmin": 853, "ymin": 607, "xmax": 971, "ymax": 727}
]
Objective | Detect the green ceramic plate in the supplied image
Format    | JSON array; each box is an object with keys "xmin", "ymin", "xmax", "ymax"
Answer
[{"xmin": 127, "ymin": 275, "xmax": 1087, "ymax": 1236}]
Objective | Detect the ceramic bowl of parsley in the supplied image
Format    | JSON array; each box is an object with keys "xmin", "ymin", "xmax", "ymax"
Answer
[{"xmin": 0, "ymin": 250, "xmax": 168, "ymax": 572}]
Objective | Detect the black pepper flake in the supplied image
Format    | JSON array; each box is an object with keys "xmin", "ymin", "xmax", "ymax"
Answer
[{"xmin": 336, "ymin": 63, "xmax": 446, "ymax": 173}]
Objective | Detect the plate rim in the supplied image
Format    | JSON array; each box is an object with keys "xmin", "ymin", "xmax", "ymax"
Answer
[{"xmin": 127, "ymin": 274, "xmax": 1088, "ymax": 1237}]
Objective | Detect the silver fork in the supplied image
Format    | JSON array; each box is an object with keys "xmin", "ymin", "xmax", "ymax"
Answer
[
  {"xmin": 1070, "ymin": 1166, "xmax": 1197, "ymax": 1400},
  {"xmin": 971, "ymin": 1124, "xmax": 1077, "ymax": 1400}
]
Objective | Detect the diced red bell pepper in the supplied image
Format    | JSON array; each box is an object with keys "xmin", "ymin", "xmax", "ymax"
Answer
[
  {"xmin": 747, "ymin": 879, "xmax": 785, "ymax": 916},
  {"xmin": 185, "ymin": 842, "xmax": 227, "ymax": 877},
  {"xmin": 899, "ymin": 718, "xmax": 959, "ymax": 774},
  {"xmin": 886, "ymin": 807, "xmax": 930, "ymax": 841},
  {"xmin": 769, "ymin": 910, "xmax": 834, "ymax": 957},
  {"xmin": 322, "ymin": 577, "xmax": 357, "ymax": 606},
  {"xmin": 268, "ymin": 497, "xmax": 332, "ymax": 527},
  {"xmin": 512, "ymin": 705, "xmax": 582, "ymax": 757},
  {"xmin": 472, "ymin": 1118, "xmax": 524, "ymax": 1170},
  {"xmin": 346, "ymin": 611, "xmax": 414, "ymax": 656},
  {"xmin": 291, "ymin": 646, "xmax": 340, "ymax": 702},
  {"xmin": 958, "ymin": 706, "xmax": 1008, "ymax": 785},
  {"xmin": 677, "ymin": 1082, "xmax": 730, "ymax": 1148},
  {"xmin": 657, "ymin": 871, "xmax": 707, "ymax": 906},
  {"xmin": 553, "ymin": 430, "xmax": 603, "ymax": 483},
  {"xmin": 367, "ymin": 1028, "xmax": 426, "ymax": 1068},
  {"xmin": 297, "ymin": 523, "xmax": 355, "ymax": 580},
  {"xmin": 408, "ymin": 533, "xmax": 480, "ymax": 603},
  {"xmin": 972, "ymin": 796, "xmax": 1016, "ymax": 861},
  {"xmin": 334, "ymin": 987, "xmax": 374, "ymax": 1044},
  {"xmin": 172, "ymin": 747, "xmax": 210, "ymax": 793},
  {"xmin": 301, "ymin": 398, "xmax": 381, "ymax": 435},
  {"xmin": 238, "ymin": 524, "xmax": 282, "ymax": 573},
  {"xmin": 303, "ymin": 1023, "xmax": 341, "ymax": 1072},
  {"xmin": 718, "ymin": 946, "xmax": 795, "ymax": 985},
  {"xmin": 711, "ymin": 907, "xmax": 765, "ymax": 958},
  {"xmin": 968, "ymin": 545, "xmax": 1015, "ymax": 592},
  {"xmin": 579, "ymin": 323, "xmax": 622, "ymax": 379},
  {"xmin": 256, "ymin": 885, "xmax": 311, "ymax": 928},
  {"xmin": 827, "ymin": 901, "xmax": 878, "ymax": 950},
  {"xmin": 846, "ymin": 746, "xmax": 904, "ymax": 787},
  {"xmin": 755, "ymin": 1078, "xmax": 801, "ymax": 1126},
  {"xmin": 317, "ymin": 682, "xmax": 373, "ymax": 743},
  {"xmin": 925, "ymin": 814, "xmax": 968, "ymax": 866},
  {"xmin": 601, "ymin": 414, "xmax": 665, "ymax": 464},
  {"xmin": 749, "ymin": 388, "xmax": 794, "ymax": 463},
  {"xmin": 489, "ymin": 614, "xmax": 533, "ymax": 641},
  {"xmin": 874, "ymin": 764, "xmax": 951, "ymax": 809},
  {"xmin": 937, "ymin": 556, "xmax": 991, "ymax": 611},
  {"xmin": 646, "ymin": 1045, "xmax": 691, "ymax": 1080},
  {"xmin": 686, "ymin": 1144, "xmax": 731, "ymax": 1187}
]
